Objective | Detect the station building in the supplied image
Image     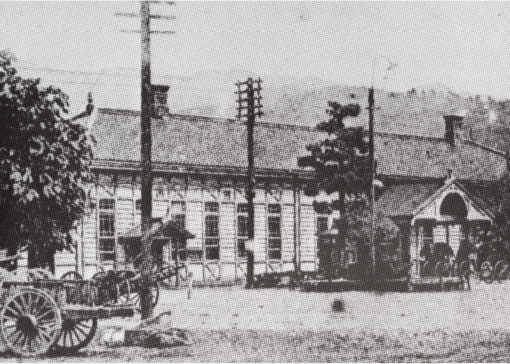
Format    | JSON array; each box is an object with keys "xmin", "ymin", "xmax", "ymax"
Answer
[{"xmin": 19, "ymin": 86, "xmax": 510, "ymax": 281}]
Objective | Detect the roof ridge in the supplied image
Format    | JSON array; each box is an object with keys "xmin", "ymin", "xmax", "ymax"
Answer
[
  {"xmin": 97, "ymin": 107, "xmax": 319, "ymax": 133},
  {"xmin": 97, "ymin": 107, "xmax": 448, "ymax": 140}
]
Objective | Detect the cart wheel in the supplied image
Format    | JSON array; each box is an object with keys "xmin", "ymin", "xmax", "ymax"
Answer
[
  {"xmin": 494, "ymin": 260, "xmax": 509, "ymax": 283},
  {"xmin": 156, "ymin": 265, "xmax": 173, "ymax": 289},
  {"xmin": 422, "ymin": 261, "xmax": 434, "ymax": 277},
  {"xmin": 53, "ymin": 318, "xmax": 97, "ymax": 354},
  {"xmin": 27, "ymin": 268, "xmax": 54, "ymax": 282},
  {"xmin": 450, "ymin": 261, "xmax": 459, "ymax": 277},
  {"xmin": 91, "ymin": 271, "xmax": 106, "ymax": 281},
  {"xmin": 151, "ymin": 281, "xmax": 160, "ymax": 308},
  {"xmin": 435, "ymin": 261, "xmax": 449, "ymax": 278},
  {"xmin": 116, "ymin": 270, "xmax": 137, "ymax": 281},
  {"xmin": 60, "ymin": 271, "xmax": 83, "ymax": 281},
  {"xmin": 480, "ymin": 261, "xmax": 494, "ymax": 283},
  {"xmin": 118, "ymin": 281, "xmax": 159, "ymax": 313},
  {"xmin": 459, "ymin": 261, "xmax": 472, "ymax": 278},
  {"xmin": 0, "ymin": 288, "xmax": 62, "ymax": 357}
]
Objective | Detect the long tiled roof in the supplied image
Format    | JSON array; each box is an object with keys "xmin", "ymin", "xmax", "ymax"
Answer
[
  {"xmin": 91, "ymin": 108, "xmax": 507, "ymax": 181},
  {"xmin": 375, "ymin": 181, "xmax": 442, "ymax": 217}
]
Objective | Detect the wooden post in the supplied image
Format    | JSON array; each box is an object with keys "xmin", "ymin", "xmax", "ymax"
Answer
[
  {"xmin": 176, "ymin": 243, "xmax": 180, "ymax": 288},
  {"xmin": 246, "ymin": 81, "xmax": 255, "ymax": 289},
  {"xmin": 235, "ymin": 78, "xmax": 263, "ymax": 289},
  {"xmin": 187, "ymin": 271, "xmax": 193, "ymax": 299},
  {"xmin": 139, "ymin": 0, "xmax": 154, "ymax": 320},
  {"xmin": 293, "ymin": 186, "xmax": 301, "ymax": 276},
  {"xmin": 368, "ymin": 87, "xmax": 376, "ymax": 279}
]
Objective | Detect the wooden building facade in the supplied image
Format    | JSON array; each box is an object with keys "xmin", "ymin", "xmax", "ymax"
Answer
[
  {"xmin": 12, "ymin": 87, "xmax": 510, "ymax": 281},
  {"xmin": 73, "ymin": 170, "xmax": 323, "ymax": 281}
]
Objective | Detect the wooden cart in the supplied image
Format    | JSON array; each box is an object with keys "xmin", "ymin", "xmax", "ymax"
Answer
[
  {"xmin": 0, "ymin": 278, "xmax": 135, "ymax": 357},
  {"xmin": 95, "ymin": 263, "xmax": 187, "ymax": 312},
  {"xmin": 81, "ymin": 252, "xmax": 188, "ymax": 312}
]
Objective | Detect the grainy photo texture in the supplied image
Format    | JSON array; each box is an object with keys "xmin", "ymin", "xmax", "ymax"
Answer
[{"xmin": 1, "ymin": 1, "xmax": 510, "ymax": 362}]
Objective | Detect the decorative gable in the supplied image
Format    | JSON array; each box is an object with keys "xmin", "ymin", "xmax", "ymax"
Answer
[{"xmin": 411, "ymin": 180, "xmax": 493, "ymax": 225}]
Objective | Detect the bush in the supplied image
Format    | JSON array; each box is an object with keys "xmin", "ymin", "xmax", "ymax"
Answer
[{"xmin": 332, "ymin": 298, "xmax": 345, "ymax": 312}]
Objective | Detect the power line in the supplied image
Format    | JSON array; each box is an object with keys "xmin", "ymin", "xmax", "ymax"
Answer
[
  {"xmin": 22, "ymin": 79, "xmax": 135, "ymax": 88},
  {"xmin": 120, "ymin": 30, "xmax": 176, "ymax": 34},
  {"xmin": 15, "ymin": 65, "xmax": 182, "ymax": 81},
  {"xmin": 115, "ymin": 12, "xmax": 176, "ymax": 20}
]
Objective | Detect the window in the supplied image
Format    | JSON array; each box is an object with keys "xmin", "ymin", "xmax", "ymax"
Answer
[
  {"xmin": 205, "ymin": 202, "xmax": 219, "ymax": 213},
  {"xmin": 316, "ymin": 215, "xmax": 329, "ymax": 253},
  {"xmin": 99, "ymin": 198, "xmax": 115, "ymax": 262},
  {"xmin": 171, "ymin": 201, "xmax": 186, "ymax": 261},
  {"xmin": 268, "ymin": 204, "xmax": 281, "ymax": 214},
  {"xmin": 171, "ymin": 201, "xmax": 186, "ymax": 228},
  {"xmin": 155, "ymin": 185, "xmax": 165, "ymax": 198},
  {"xmin": 237, "ymin": 204, "xmax": 248, "ymax": 258},
  {"xmin": 154, "ymin": 92, "xmax": 167, "ymax": 106},
  {"xmin": 317, "ymin": 216, "xmax": 329, "ymax": 234},
  {"xmin": 423, "ymin": 225, "xmax": 433, "ymax": 245},
  {"xmin": 267, "ymin": 204, "xmax": 281, "ymax": 260},
  {"xmin": 205, "ymin": 202, "xmax": 220, "ymax": 260}
]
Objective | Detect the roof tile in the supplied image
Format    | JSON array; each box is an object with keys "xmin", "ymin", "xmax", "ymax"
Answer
[{"xmin": 91, "ymin": 108, "xmax": 507, "ymax": 181}]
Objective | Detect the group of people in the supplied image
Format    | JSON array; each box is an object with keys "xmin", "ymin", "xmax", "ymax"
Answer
[{"xmin": 419, "ymin": 241, "xmax": 455, "ymax": 265}]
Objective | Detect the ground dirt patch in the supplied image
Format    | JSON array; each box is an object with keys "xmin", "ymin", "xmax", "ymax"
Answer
[{"xmin": 3, "ymin": 280, "xmax": 510, "ymax": 361}]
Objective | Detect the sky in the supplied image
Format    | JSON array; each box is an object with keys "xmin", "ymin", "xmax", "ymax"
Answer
[{"xmin": 2, "ymin": 1, "xmax": 510, "ymax": 114}]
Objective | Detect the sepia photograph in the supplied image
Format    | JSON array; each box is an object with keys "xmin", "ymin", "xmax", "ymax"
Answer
[{"xmin": 1, "ymin": 1, "xmax": 510, "ymax": 361}]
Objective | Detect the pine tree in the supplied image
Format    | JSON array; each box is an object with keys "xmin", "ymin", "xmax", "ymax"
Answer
[
  {"xmin": 298, "ymin": 101, "xmax": 373, "ymax": 278},
  {"xmin": 298, "ymin": 101, "xmax": 371, "ymax": 215}
]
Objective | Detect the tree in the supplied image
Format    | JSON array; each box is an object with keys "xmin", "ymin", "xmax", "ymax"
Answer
[
  {"xmin": 298, "ymin": 101, "xmax": 373, "ymax": 278},
  {"xmin": 0, "ymin": 55, "xmax": 94, "ymax": 273},
  {"xmin": 298, "ymin": 101, "xmax": 370, "ymax": 215},
  {"xmin": 343, "ymin": 195, "xmax": 399, "ymax": 279}
]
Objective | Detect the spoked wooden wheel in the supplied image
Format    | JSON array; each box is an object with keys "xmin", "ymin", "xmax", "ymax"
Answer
[
  {"xmin": 480, "ymin": 261, "xmax": 494, "ymax": 283},
  {"xmin": 118, "ymin": 281, "xmax": 159, "ymax": 313},
  {"xmin": 435, "ymin": 261, "xmax": 450, "ymax": 278},
  {"xmin": 459, "ymin": 261, "xmax": 473, "ymax": 278},
  {"xmin": 53, "ymin": 318, "xmax": 97, "ymax": 354},
  {"xmin": 116, "ymin": 270, "xmax": 137, "ymax": 281},
  {"xmin": 60, "ymin": 271, "xmax": 83, "ymax": 281},
  {"xmin": 494, "ymin": 260, "xmax": 509, "ymax": 283},
  {"xmin": 0, "ymin": 288, "xmax": 62, "ymax": 357},
  {"xmin": 422, "ymin": 261, "xmax": 434, "ymax": 277},
  {"xmin": 450, "ymin": 261, "xmax": 459, "ymax": 277},
  {"xmin": 91, "ymin": 271, "xmax": 106, "ymax": 281}
]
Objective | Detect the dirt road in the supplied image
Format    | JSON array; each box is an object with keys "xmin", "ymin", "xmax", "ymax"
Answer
[{"xmin": 2, "ymin": 280, "xmax": 510, "ymax": 361}]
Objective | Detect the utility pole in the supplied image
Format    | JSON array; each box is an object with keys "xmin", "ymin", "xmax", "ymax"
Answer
[
  {"xmin": 368, "ymin": 87, "xmax": 376, "ymax": 280},
  {"xmin": 368, "ymin": 56, "xmax": 397, "ymax": 282},
  {"xmin": 236, "ymin": 78, "xmax": 263, "ymax": 289},
  {"xmin": 116, "ymin": 1, "xmax": 175, "ymax": 319},
  {"xmin": 139, "ymin": 0, "xmax": 153, "ymax": 320}
]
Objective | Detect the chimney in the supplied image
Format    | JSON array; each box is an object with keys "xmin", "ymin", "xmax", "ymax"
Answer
[
  {"xmin": 151, "ymin": 84, "xmax": 170, "ymax": 118},
  {"xmin": 86, "ymin": 92, "xmax": 94, "ymax": 115},
  {"xmin": 443, "ymin": 115, "xmax": 464, "ymax": 147}
]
